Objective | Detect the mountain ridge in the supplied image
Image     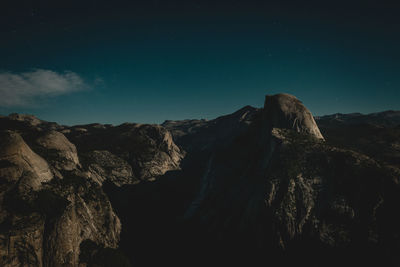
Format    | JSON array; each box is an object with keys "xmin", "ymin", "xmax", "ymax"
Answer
[
  {"xmin": 1, "ymin": 93, "xmax": 400, "ymax": 266},
  {"xmin": 3, "ymin": 108, "xmax": 400, "ymax": 131}
]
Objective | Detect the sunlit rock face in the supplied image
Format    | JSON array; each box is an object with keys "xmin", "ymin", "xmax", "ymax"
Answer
[
  {"xmin": 34, "ymin": 130, "xmax": 80, "ymax": 172},
  {"xmin": 0, "ymin": 112, "xmax": 185, "ymax": 266},
  {"xmin": 0, "ymin": 130, "xmax": 53, "ymax": 190},
  {"xmin": 0, "ymin": 173, "xmax": 122, "ymax": 267},
  {"xmin": 263, "ymin": 93, "xmax": 324, "ymax": 140},
  {"xmin": 40, "ymin": 174, "xmax": 121, "ymax": 267},
  {"xmin": 0, "ymin": 129, "xmax": 122, "ymax": 267},
  {"xmin": 184, "ymin": 94, "xmax": 326, "ymax": 222},
  {"xmin": 66, "ymin": 123, "xmax": 184, "ymax": 183},
  {"xmin": 0, "ymin": 131, "xmax": 51, "ymax": 267}
]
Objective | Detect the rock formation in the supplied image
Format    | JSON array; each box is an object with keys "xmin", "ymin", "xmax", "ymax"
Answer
[
  {"xmin": 0, "ymin": 129, "xmax": 122, "ymax": 266},
  {"xmin": 263, "ymin": 93, "xmax": 324, "ymax": 139},
  {"xmin": 1, "ymin": 93, "xmax": 399, "ymax": 267},
  {"xmin": 164, "ymin": 93, "xmax": 399, "ymax": 266},
  {"xmin": 0, "ymin": 113, "xmax": 184, "ymax": 266},
  {"xmin": 66, "ymin": 123, "xmax": 183, "ymax": 183},
  {"xmin": 0, "ymin": 130, "xmax": 53, "ymax": 190},
  {"xmin": 34, "ymin": 130, "xmax": 80, "ymax": 172},
  {"xmin": 81, "ymin": 150, "xmax": 136, "ymax": 186}
]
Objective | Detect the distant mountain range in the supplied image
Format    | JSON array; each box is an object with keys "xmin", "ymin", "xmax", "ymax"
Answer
[
  {"xmin": 1, "ymin": 96, "xmax": 400, "ymax": 267},
  {"xmin": 315, "ymin": 110, "xmax": 400, "ymax": 128}
]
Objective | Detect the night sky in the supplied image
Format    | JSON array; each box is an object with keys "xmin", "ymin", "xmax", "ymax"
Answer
[{"xmin": 0, "ymin": 0, "xmax": 399, "ymax": 125}]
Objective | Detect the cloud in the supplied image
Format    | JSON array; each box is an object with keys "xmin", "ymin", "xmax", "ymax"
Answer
[{"xmin": 0, "ymin": 69, "xmax": 89, "ymax": 107}]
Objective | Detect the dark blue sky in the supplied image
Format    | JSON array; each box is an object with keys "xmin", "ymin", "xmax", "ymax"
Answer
[{"xmin": 0, "ymin": 0, "xmax": 399, "ymax": 125}]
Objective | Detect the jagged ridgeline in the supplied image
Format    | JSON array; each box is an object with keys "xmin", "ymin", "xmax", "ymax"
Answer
[{"xmin": 1, "ymin": 94, "xmax": 400, "ymax": 267}]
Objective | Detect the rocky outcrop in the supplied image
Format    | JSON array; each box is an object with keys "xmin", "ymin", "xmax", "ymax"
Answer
[
  {"xmin": 263, "ymin": 93, "xmax": 324, "ymax": 139},
  {"xmin": 66, "ymin": 123, "xmax": 183, "ymax": 182},
  {"xmin": 181, "ymin": 94, "xmax": 399, "ymax": 266},
  {"xmin": 0, "ymin": 214, "xmax": 45, "ymax": 267},
  {"xmin": 0, "ymin": 173, "xmax": 121, "ymax": 267},
  {"xmin": 184, "ymin": 94, "xmax": 324, "ymax": 218},
  {"xmin": 0, "ymin": 130, "xmax": 53, "ymax": 190},
  {"xmin": 0, "ymin": 112, "xmax": 186, "ymax": 266},
  {"xmin": 34, "ymin": 130, "xmax": 80, "ymax": 172},
  {"xmin": 41, "ymin": 174, "xmax": 121, "ymax": 266},
  {"xmin": 264, "ymin": 129, "xmax": 392, "ymax": 250},
  {"xmin": 0, "ymin": 114, "xmax": 63, "ymax": 133},
  {"xmin": 7, "ymin": 113, "xmax": 44, "ymax": 127},
  {"xmin": 81, "ymin": 150, "xmax": 137, "ymax": 186},
  {"xmin": 0, "ymin": 128, "xmax": 122, "ymax": 267},
  {"xmin": 0, "ymin": 131, "xmax": 52, "ymax": 267}
]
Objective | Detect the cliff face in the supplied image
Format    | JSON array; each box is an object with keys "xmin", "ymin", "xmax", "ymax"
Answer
[
  {"xmin": 264, "ymin": 130, "xmax": 398, "ymax": 251},
  {"xmin": 184, "ymin": 94, "xmax": 325, "ymax": 219},
  {"xmin": 41, "ymin": 174, "xmax": 121, "ymax": 266},
  {"xmin": 0, "ymin": 131, "xmax": 53, "ymax": 190},
  {"xmin": 0, "ymin": 130, "xmax": 122, "ymax": 266},
  {"xmin": 263, "ymin": 93, "xmax": 324, "ymax": 139},
  {"xmin": 0, "ymin": 114, "xmax": 184, "ymax": 267},
  {"xmin": 34, "ymin": 130, "xmax": 80, "ymax": 172}
]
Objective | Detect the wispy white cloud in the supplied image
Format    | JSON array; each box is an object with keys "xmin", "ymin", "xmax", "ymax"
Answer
[{"xmin": 0, "ymin": 69, "xmax": 89, "ymax": 107}]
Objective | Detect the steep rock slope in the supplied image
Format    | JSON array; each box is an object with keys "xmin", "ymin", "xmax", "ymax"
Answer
[
  {"xmin": 186, "ymin": 94, "xmax": 324, "ymax": 218},
  {"xmin": 40, "ymin": 174, "xmax": 121, "ymax": 266},
  {"xmin": 0, "ymin": 114, "xmax": 184, "ymax": 186}
]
